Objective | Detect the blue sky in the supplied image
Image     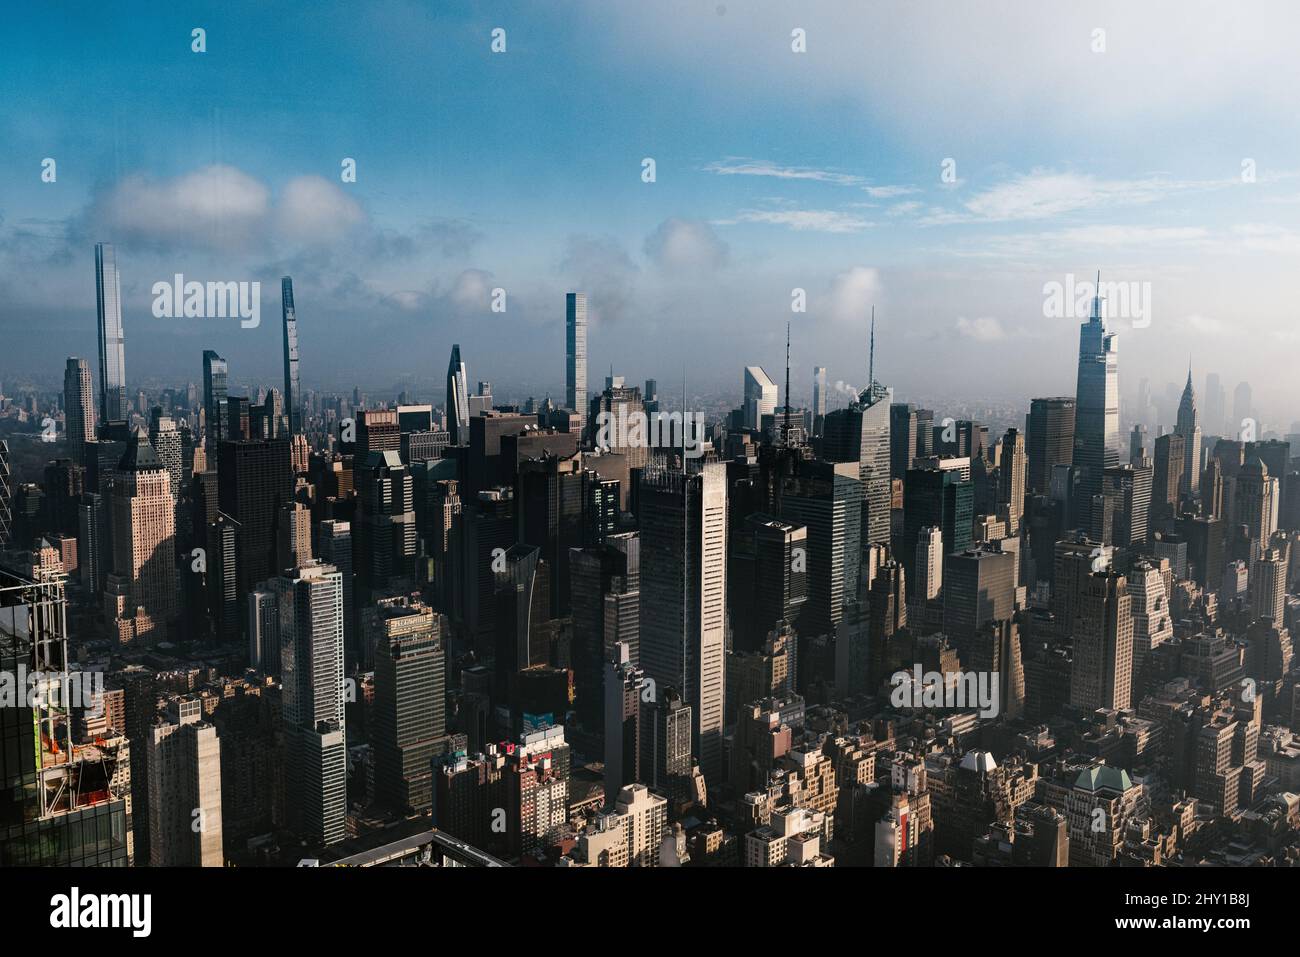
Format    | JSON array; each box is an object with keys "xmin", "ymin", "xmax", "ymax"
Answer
[{"xmin": 2, "ymin": 0, "xmax": 1299, "ymax": 427}]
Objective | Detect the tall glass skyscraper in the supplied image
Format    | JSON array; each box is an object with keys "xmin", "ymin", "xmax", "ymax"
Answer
[
  {"xmin": 566, "ymin": 293, "xmax": 587, "ymax": 438},
  {"xmin": 202, "ymin": 350, "xmax": 229, "ymax": 454},
  {"xmin": 281, "ymin": 276, "xmax": 302, "ymax": 436},
  {"xmin": 1175, "ymin": 368, "xmax": 1202, "ymax": 495},
  {"xmin": 94, "ymin": 242, "xmax": 128, "ymax": 423},
  {"xmin": 1073, "ymin": 275, "xmax": 1120, "ymax": 530},
  {"xmin": 446, "ymin": 344, "xmax": 469, "ymax": 445}
]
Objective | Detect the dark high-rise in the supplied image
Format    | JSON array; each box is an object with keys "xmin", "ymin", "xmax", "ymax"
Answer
[
  {"xmin": 95, "ymin": 243, "xmax": 128, "ymax": 424},
  {"xmin": 728, "ymin": 513, "xmax": 808, "ymax": 653},
  {"xmin": 64, "ymin": 357, "xmax": 94, "ymax": 466},
  {"xmin": 281, "ymin": 277, "xmax": 302, "ymax": 435},
  {"xmin": 203, "ymin": 350, "xmax": 229, "ymax": 455},
  {"xmin": 1026, "ymin": 397, "xmax": 1075, "ymax": 495},
  {"xmin": 446, "ymin": 344, "xmax": 470, "ymax": 445},
  {"xmin": 217, "ymin": 438, "xmax": 294, "ymax": 599},
  {"xmin": 902, "ymin": 467, "xmax": 973, "ymax": 597}
]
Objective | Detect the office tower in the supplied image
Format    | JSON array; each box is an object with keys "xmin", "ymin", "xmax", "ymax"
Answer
[
  {"xmin": 356, "ymin": 409, "xmax": 400, "ymax": 455},
  {"xmin": 248, "ymin": 587, "xmax": 278, "ymax": 672},
  {"xmin": 1129, "ymin": 424, "xmax": 1147, "ymax": 464},
  {"xmin": 317, "ymin": 520, "xmax": 356, "ymax": 667},
  {"xmin": 942, "ymin": 547, "xmax": 1015, "ymax": 655},
  {"xmin": 63, "ymin": 357, "xmax": 94, "ymax": 465},
  {"xmin": 355, "ymin": 450, "xmax": 419, "ymax": 600},
  {"xmin": 823, "ymin": 377, "xmax": 891, "ymax": 548},
  {"xmin": 1026, "ymin": 397, "xmax": 1075, "ymax": 495},
  {"xmin": 1201, "ymin": 458, "xmax": 1225, "ymax": 519},
  {"xmin": 566, "ymin": 293, "xmax": 588, "ymax": 437},
  {"xmin": 372, "ymin": 598, "xmax": 447, "ymax": 813},
  {"xmin": 915, "ymin": 525, "xmax": 944, "ymax": 602},
  {"xmin": 867, "ymin": 560, "xmax": 907, "ymax": 681},
  {"xmin": 566, "ymin": 783, "xmax": 669, "ymax": 867},
  {"xmin": 1175, "ymin": 369, "xmax": 1202, "ymax": 495},
  {"xmin": 570, "ymin": 532, "xmax": 640, "ymax": 726},
  {"xmin": 778, "ymin": 460, "xmax": 861, "ymax": 637},
  {"xmin": 1205, "ymin": 371, "xmax": 1225, "ymax": 434},
  {"xmin": 226, "ymin": 396, "xmax": 252, "ymax": 443},
  {"xmin": 147, "ymin": 698, "xmax": 223, "ymax": 866},
  {"xmin": 1232, "ymin": 381, "xmax": 1252, "ymax": 430},
  {"xmin": 0, "ymin": 563, "xmax": 131, "ymax": 865},
  {"xmin": 493, "ymin": 544, "xmax": 548, "ymax": 702},
  {"xmin": 1251, "ymin": 542, "xmax": 1288, "ymax": 626},
  {"xmin": 94, "ymin": 243, "xmax": 128, "ymax": 423},
  {"xmin": 1248, "ymin": 440, "xmax": 1291, "ymax": 521},
  {"xmin": 277, "ymin": 501, "xmax": 313, "ymax": 571},
  {"xmin": 148, "ymin": 408, "xmax": 183, "ymax": 505},
  {"xmin": 1128, "ymin": 558, "xmax": 1172, "ymax": 700},
  {"xmin": 1235, "ymin": 459, "xmax": 1276, "ymax": 544},
  {"xmin": 639, "ymin": 462, "xmax": 728, "ymax": 788},
  {"xmin": 604, "ymin": 641, "xmax": 646, "ymax": 802},
  {"xmin": 641, "ymin": 688, "xmax": 694, "ymax": 806},
  {"xmin": 902, "ymin": 467, "xmax": 973, "ymax": 596},
  {"xmin": 517, "ymin": 452, "xmax": 586, "ymax": 616},
  {"xmin": 890, "ymin": 403, "xmax": 918, "ymax": 481},
  {"xmin": 812, "ymin": 367, "xmax": 827, "ymax": 436},
  {"xmin": 204, "ymin": 512, "xmax": 240, "ymax": 644},
  {"xmin": 202, "ymin": 350, "xmax": 229, "ymax": 454},
  {"xmin": 42, "ymin": 459, "xmax": 84, "ymax": 536},
  {"xmin": 217, "ymin": 438, "xmax": 294, "ymax": 598},
  {"xmin": 728, "ymin": 514, "xmax": 807, "ymax": 653},
  {"xmin": 589, "ymin": 376, "xmax": 649, "ymax": 473},
  {"xmin": 1068, "ymin": 571, "xmax": 1133, "ymax": 712},
  {"xmin": 446, "ymin": 344, "xmax": 470, "ymax": 445},
  {"xmin": 104, "ymin": 431, "xmax": 178, "ymax": 644},
  {"xmin": 462, "ymin": 488, "xmax": 515, "ymax": 650},
  {"xmin": 1152, "ymin": 432, "xmax": 1185, "ymax": 522},
  {"xmin": 1102, "ymin": 463, "xmax": 1152, "ymax": 549},
  {"xmin": 998, "ymin": 427, "xmax": 1026, "ymax": 534},
  {"xmin": 1073, "ymin": 279, "xmax": 1120, "ymax": 528},
  {"xmin": 281, "ymin": 276, "xmax": 302, "ymax": 435},
  {"xmin": 743, "ymin": 366, "xmax": 778, "ymax": 431},
  {"xmin": 275, "ymin": 561, "xmax": 347, "ymax": 846}
]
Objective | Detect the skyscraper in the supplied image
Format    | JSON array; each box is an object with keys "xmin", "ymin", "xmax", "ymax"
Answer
[
  {"xmin": 1073, "ymin": 278, "xmax": 1120, "ymax": 530},
  {"xmin": 275, "ymin": 560, "xmax": 347, "ymax": 846},
  {"xmin": 446, "ymin": 344, "xmax": 470, "ymax": 445},
  {"xmin": 372, "ymin": 597, "xmax": 447, "ymax": 813},
  {"xmin": 1026, "ymin": 398, "xmax": 1076, "ymax": 496},
  {"xmin": 604, "ymin": 640, "xmax": 645, "ymax": 803},
  {"xmin": 202, "ymin": 350, "xmax": 229, "ymax": 455},
  {"xmin": 823, "ymin": 380, "xmax": 891, "ymax": 549},
  {"xmin": 1175, "ymin": 368, "xmax": 1202, "ymax": 496},
  {"xmin": 95, "ymin": 243, "xmax": 128, "ymax": 424},
  {"xmin": 63, "ymin": 357, "xmax": 94, "ymax": 465},
  {"xmin": 743, "ymin": 366, "xmax": 778, "ymax": 431},
  {"xmin": 1068, "ymin": 571, "xmax": 1133, "ymax": 712},
  {"xmin": 104, "ymin": 430, "xmax": 178, "ymax": 644},
  {"xmin": 998, "ymin": 427, "xmax": 1026, "ymax": 534},
  {"xmin": 566, "ymin": 293, "xmax": 588, "ymax": 438},
  {"xmin": 147, "ymin": 698, "xmax": 223, "ymax": 866},
  {"xmin": 890, "ymin": 402, "xmax": 919, "ymax": 481},
  {"xmin": 638, "ymin": 462, "xmax": 728, "ymax": 788},
  {"xmin": 812, "ymin": 366, "xmax": 827, "ymax": 436},
  {"xmin": 281, "ymin": 276, "xmax": 302, "ymax": 436}
]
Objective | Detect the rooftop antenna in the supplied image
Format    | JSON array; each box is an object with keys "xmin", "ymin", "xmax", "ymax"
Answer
[
  {"xmin": 783, "ymin": 321, "xmax": 792, "ymax": 443},
  {"xmin": 868, "ymin": 306, "xmax": 876, "ymax": 388}
]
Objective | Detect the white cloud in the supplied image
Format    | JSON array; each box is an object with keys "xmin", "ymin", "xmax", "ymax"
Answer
[
  {"xmin": 955, "ymin": 316, "xmax": 1006, "ymax": 341},
  {"xmin": 828, "ymin": 267, "xmax": 882, "ymax": 322},
  {"xmin": 862, "ymin": 185, "xmax": 919, "ymax": 199},
  {"xmin": 97, "ymin": 165, "xmax": 269, "ymax": 248},
  {"xmin": 275, "ymin": 176, "xmax": 365, "ymax": 245},
  {"xmin": 720, "ymin": 209, "xmax": 872, "ymax": 233},
  {"xmin": 704, "ymin": 158, "xmax": 863, "ymax": 186},
  {"xmin": 644, "ymin": 218, "xmax": 729, "ymax": 271}
]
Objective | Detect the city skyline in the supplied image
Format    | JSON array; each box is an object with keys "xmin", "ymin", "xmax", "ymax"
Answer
[{"xmin": 3, "ymin": 2, "xmax": 1300, "ymax": 417}]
